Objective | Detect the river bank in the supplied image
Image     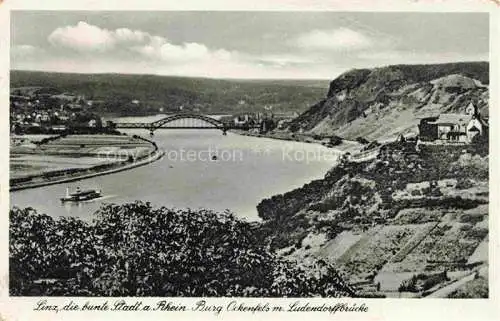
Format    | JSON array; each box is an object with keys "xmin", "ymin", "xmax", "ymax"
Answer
[
  {"xmin": 10, "ymin": 134, "xmax": 163, "ymax": 191},
  {"xmin": 230, "ymin": 129, "xmax": 362, "ymax": 154}
]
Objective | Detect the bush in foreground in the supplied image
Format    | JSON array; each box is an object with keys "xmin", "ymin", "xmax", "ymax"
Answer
[
  {"xmin": 447, "ymin": 276, "xmax": 488, "ymax": 298},
  {"xmin": 10, "ymin": 202, "xmax": 355, "ymax": 297}
]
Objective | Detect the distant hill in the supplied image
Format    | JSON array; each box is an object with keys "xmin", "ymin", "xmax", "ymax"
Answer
[
  {"xmin": 10, "ymin": 70, "xmax": 329, "ymax": 116},
  {"xmin": 287, "ymin": 62, "xmax": 489, "ymax": 141}
]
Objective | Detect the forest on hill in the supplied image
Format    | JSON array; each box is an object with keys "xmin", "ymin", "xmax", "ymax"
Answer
[{"xmin": 10, "ymin": 70, "xmax": 329, "ymax": 116}]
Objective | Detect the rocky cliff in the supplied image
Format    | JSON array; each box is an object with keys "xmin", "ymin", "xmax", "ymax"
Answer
[{"xmin": 288, "ymin": 62, "xmax": 489, "ymax": 141}]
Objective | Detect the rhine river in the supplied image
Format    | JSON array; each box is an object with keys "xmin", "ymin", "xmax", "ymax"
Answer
[{"xmin": 10, "ymin": 116, "xmax": 341, "ymax": 221}]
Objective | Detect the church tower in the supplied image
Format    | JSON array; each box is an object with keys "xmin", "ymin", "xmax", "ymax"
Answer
[
  {"xmin": 466, "ymin": 102, "xmax": 484, "ymax": 142},
  {"xmin": 465, "ymin": 102, "xmax": 479, "ymax": 119}
]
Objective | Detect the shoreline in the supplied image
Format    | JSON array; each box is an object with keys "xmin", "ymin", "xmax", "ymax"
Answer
[
  {"xmin": 230, "ymin": 129, "xmax": 362, "ymax": 154},
  {"xmin": 10, "ymin": 135, "xmax": 165, "ymax": 192},
  {"xmin": 10, "ymin": 149, "xmax": 165, "ymax": 192},
  {"xmin": 10, "ymin": 129, "xmax": 359, "ymax": 193}
]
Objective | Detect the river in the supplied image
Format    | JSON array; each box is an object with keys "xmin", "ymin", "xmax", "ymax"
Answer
[{"xmin": 10, "ymin": 116, "xmax": 341, "ymax": 221}]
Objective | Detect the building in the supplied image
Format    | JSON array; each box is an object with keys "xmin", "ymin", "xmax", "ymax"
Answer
[
  {"xmin": 277, "ymin": 119, "xmax": 290, "ymax": 129},
  {"xmin": 418, "ymin": 103, "xmax": 488, "ymax": 143},
  {"xmin": 233, "ymin": 114, "xmax": 250, "ymax": 126},
  {"xmin": 88, "ymin": 119, "xmax": 97, "ymax": 127},
  {"xmin": 51, "ymin": 125, "xmax": 67, "ymax": 132}
]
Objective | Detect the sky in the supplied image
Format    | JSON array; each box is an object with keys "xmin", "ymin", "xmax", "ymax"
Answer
[{"xmin": 10, "ymin": 11, "xmax": 489, "ymax": 79}]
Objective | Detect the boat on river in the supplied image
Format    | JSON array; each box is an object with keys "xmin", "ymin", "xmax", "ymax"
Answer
[{"xmin": 60, "ymin": 187, "xmax": 102, "ymax": 202}]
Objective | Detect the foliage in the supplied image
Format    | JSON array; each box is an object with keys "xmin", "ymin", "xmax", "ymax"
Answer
[
  {"xmin": 398, "ymin": 275, "xmax": 418, "ymax": 292},
  {"xmin": 421, "ymin": 271, "xmax": 449, "ymax": 291},
  {"xmin": 11, "ymin": 71, "xmax": 328, "ymax": 116},
  {"xmin": 449, "ymin": 153, "xmax": 489, "ymax": 181},
  {"xmin": 447, "ymin": 276, "xmax": 488, "ymax": 298},
  {"xmin": 356, "ymin": 137, "xmax": 370, "ymax": 145},
  {"xmin": 329, "ymin": 135, "xmax": 343, "ymax": 146},
  {"xmin": 456, "ymin": 178, "xmax": 475, "ymax": 190},
  {"xmin": 464, "ymin": 227, "xmax": 488, "ymax": 240},
  {"xmin": 9, "ymin": 203, "xmax": 354, "ymax": 297},
  {"xmin": 398, "ymin": 271, "xmax": 449, "ymax": 293},
  {"xmin": 361, "ymin": 140, "xmax": 381, "ymax": 151},
  {"xmin": 422, "ymin": 184, "xmax": 443, "ymax": 197},
  {"xmin": 459, "ymin": 213, "xmax": 484, "ymax": 224}
]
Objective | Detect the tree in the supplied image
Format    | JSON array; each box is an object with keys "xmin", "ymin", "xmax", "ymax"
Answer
[
  {"xmin": 329, "ymin": 135, "xmax": 343, "ymax": 146},
  {"xmin": 356, "ymin": 137, "xmax": 370, "ymax": 145},
  {"xmin": 10, "ymin": 203, "xmax": 355, "ymax": 297}
]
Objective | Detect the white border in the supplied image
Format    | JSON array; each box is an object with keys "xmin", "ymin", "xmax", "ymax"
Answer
[{"xmin": 1, "ymin": 2, "xmax": 499, "ymax": 321}]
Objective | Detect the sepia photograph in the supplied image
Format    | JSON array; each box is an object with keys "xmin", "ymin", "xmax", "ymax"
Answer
[{"xmin": 7, "ymin": 10, "xmax": 490, "ymax": 300}]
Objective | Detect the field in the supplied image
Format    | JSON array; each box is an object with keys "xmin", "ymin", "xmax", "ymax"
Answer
[
  {"xmin": 337, "ymin": 225, "xmax": 421, "ymax": 283},
  {"xmin": 10, "ymin": 155, "xmax": 116, "ymax": 179},
  {"xmin": 10, "ymin": 134, "xmax": 156, "ymax": 185},
  {"xmin": 283, "ymin": 202, "xmax": 489, "ymax": 296}
]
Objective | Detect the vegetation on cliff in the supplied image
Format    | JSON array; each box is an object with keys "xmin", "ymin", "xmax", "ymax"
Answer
[
  {"xmin": 257, "ymin": 141, "xmax": 488, "ymax": 297},
  {"xmin": 288, "ymin": 62, "xmax": 489, "ymax": 141}
]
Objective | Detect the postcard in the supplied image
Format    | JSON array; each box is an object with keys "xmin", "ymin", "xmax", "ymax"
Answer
[{"xmin": 1, "ymin": 1, "xmax": 499, "ymax": 321}]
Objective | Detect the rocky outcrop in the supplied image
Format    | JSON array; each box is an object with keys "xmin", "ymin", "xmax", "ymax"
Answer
[{"xmin": 288, "ymin": 62, "xmax": 489, "ymax": 141}]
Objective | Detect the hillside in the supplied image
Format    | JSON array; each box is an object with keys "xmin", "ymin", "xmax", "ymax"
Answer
[
  {"xmin": 257, "ymin": 142, "xmax": 489, "ymax": 297},
  {"xmin": 287, "ymin": 62, "xmax": 489, "ymax": 141},
  {"xmin": 10, "ymin": 70, "xmax": 329, "ymax": 116},
  {"xmin": 262, "ymin": 62, "xmax": 490, "ymax": 297}
]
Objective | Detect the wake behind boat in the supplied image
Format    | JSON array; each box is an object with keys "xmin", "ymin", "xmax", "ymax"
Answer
[{"xmin": 60, "ymin": 187, "xmax": 102, "ymax": 202}]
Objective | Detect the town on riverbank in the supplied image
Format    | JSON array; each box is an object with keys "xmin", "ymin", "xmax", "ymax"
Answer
[{"xmin": 8, "ymin": 84, "xmax": 295, "ymax": 190}]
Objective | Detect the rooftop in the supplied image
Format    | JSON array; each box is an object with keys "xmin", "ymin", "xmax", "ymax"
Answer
[{"xmin": 427, "ymin": 113, "xmax": 471, "ymax": 125}]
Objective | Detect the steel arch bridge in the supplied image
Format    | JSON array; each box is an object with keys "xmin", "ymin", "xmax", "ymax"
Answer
[{"xmin": 113, "ymin": 113, "xmax": 258, "ymax": 134}]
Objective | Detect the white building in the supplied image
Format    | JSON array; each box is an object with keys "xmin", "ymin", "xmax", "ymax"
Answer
[{"xmin": 418, "ymin": 103, "xmax": 488, "ymax": 143}]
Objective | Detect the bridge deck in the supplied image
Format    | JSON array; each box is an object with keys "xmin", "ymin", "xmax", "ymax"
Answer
[
  {"xmin": 114, "ymin": 123, "xmax": 259, "ymax": 129},
  {"xmin": 113, "ymin": 113, "xmax": 260, "ymax": 130}
]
